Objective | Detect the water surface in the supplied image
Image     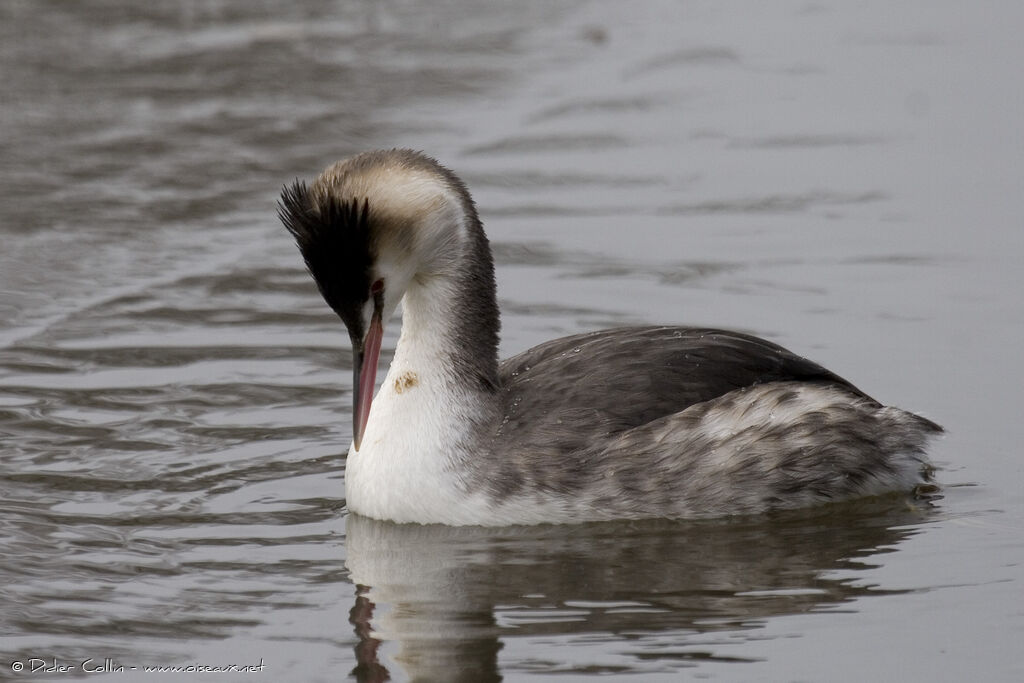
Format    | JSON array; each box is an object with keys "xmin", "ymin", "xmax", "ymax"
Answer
[{"xmin": 2, "ymin": 1, "xmax": 1022, "ymax": 681}]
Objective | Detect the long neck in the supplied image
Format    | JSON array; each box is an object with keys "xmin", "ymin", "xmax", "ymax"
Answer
[{"xmin": 396, "ymin": 216, "xmax": 500, "ymax": 393}]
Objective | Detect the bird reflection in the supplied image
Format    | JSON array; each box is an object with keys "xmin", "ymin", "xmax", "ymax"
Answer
[{"xmin": 345, "ymin": 496, "xmax": 938, "ymax": 681}]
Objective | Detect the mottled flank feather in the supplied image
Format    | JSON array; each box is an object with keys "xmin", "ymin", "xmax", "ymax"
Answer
[
  {"xmin": 476, "ymin": 380, "xmax": 939, "ymax": 520},
  {"xmin": 471, "ymin": 327, "xmax": 941, "ymax": 520}
]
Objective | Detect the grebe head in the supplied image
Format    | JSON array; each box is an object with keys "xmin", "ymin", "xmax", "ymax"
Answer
[{"xmin": 278, "ymin": 149, "xmax": 480, "ymax": 449}]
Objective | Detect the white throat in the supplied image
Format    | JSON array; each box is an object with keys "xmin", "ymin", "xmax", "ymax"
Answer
[{"xmin": 344, "ymin": 273, "xmax": 494, "ymax": 524}]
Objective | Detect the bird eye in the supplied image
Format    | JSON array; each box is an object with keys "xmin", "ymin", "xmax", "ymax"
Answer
[{"xmin": 370, "ymin": 279, "xmax": 384, "ymax": 294}]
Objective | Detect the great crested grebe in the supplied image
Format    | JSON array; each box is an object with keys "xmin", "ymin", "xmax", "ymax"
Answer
[{"xmin": 279, "ymin": 149, "xmax": 941, "ymax": 526}]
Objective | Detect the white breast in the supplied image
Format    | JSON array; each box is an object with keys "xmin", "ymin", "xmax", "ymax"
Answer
[
  {"xmin": 345, "ymin": 331, "xmax": 582, "ymax": 525},
  {"xmin": 344, "ymin": 298, "xmax": 497, "ymax": 524}
]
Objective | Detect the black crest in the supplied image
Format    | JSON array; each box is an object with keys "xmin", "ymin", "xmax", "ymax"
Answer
[{"xmin": 278, "ymin": 180, "xmax": 373, "ymax": 339}]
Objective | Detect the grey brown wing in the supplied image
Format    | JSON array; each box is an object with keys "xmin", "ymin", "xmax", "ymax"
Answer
[{"xmin": 493, "ymin": 326, "xmax": 871, "ymax": 454}]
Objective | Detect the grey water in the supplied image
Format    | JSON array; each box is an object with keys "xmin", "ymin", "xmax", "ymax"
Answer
[{"xmin": 1, "ymin": 1, "xmax": 1022, "ymax": 681}]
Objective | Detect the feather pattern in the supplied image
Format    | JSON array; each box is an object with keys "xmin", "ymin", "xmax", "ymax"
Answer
[{"xmin": 280, "ymin": 149, "xmax": 943, "ymax": 526}]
